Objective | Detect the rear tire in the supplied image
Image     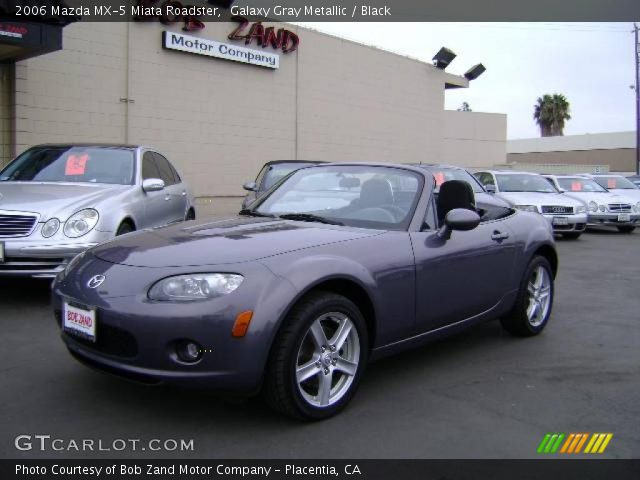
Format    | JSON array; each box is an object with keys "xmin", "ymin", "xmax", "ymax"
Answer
[
  {"xmin": 264, "ymin": 292, "xmax": 368, "ymax": 421},
  {"xmin": 185, "ymin": 209, "xmax": 196, "ymax": 221},
  {"xmin": 501, "ymin": 256, "xmax": 554, "ymax": 337},
  {"xmin": 561, "ymin": 232, "xmax": 581, "ymax": 240},
  {"xmin": 116, "ymin": 222, "xmax": 134, "ymax": 236},
  {"xmin": 617, "ymin": 226, "xmax": 635, "ymax": 233}
]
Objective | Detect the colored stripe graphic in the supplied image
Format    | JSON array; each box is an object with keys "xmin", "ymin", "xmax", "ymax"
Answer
[{"xmin": 539, "ymin": 433, "xmax": 613, "ymax": 454}]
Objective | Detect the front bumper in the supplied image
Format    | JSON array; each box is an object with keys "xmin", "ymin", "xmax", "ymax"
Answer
[
  {"xmin": 0, "ymin": 231, "xmax": 112, "ymax": 278},
  {"xmin": 51, "ymin": 257, "xmax": 287, "ymax": 394},
  {"xmin": 542, "ymin": 213, "xmax": 588, "ymax": 233},
  {"xmin": 587, "ymin": 213, "xmax": 640, "ymax": 227}
]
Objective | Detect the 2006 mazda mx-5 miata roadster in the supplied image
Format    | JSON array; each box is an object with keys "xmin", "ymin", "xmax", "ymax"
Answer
[{"xmin": 53, "ymin": 163, "xmax": 558, "ymax": 420}]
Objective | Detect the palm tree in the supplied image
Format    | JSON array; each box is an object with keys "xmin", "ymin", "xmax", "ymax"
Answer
[{"xmin": 533, "ymin": 94, "xmax": 571, "ymax": 137}]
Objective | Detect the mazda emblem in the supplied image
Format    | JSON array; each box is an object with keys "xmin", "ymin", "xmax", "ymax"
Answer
[{"xmin": 87, "ymin": 274, "xmax": 106, "ymax": 289}]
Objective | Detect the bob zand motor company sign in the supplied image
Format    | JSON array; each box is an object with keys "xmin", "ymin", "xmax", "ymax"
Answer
[{"xmin": 162, "ymin": 30, "xmax": 280, "ymax": 69}]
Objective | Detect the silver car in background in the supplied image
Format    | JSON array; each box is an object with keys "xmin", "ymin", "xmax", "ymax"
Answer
[
  {"xmin": 545, "ymin": 175, "xmax": 640, "ymax": 233},
  {"xmin": 0, "ymin": 144, "xmax": 195, "ymax": 277},
  {"xmin": 474, "ymin": 170, "xmax": 588, "ymax": 239}
]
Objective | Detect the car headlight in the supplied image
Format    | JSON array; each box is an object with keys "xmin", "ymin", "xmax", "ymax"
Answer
[
  {"xmin": 588, "ymin": 201, "xmax": 598, "ymax": 213},
  {"xmin": 41, "ymin": 218, "xmax": 60, "ymax": 238},
  {"xmin": 599, "ymin": 205, "xmax": 607, "ymax": 212},
  {"xmin": 575, "ymin": 205, "xmax": 587, "ymax": 214},
  {"xmin": 635, "ymin": 202, "xmax": 640, "ymax": 213},
  {"xmin": 148, "ymin": 273, "xmax": 244, "ymax": 302},
  {"xmin": 514, "ymin": 205, "xmax": 538, "ymax": 213},
  {"xmin": 63, "ymin": 209, "xmax": 99, "ymax": 238}
]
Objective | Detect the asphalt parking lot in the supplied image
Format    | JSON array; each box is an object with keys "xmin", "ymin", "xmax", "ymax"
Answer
[{"xmin": 1, "ymin": 230, "xmax": 639, "ymax": 459}]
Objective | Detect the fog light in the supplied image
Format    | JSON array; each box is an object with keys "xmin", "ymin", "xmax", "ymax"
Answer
[{"xmin": 176, "ymin": 340, "xmax": 202, "ymax": 363}]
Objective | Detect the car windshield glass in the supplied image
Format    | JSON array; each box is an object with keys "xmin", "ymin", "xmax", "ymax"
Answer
[
  {"xmin": 262, "ymin": 164, "xmax": 309, "ymax": 190},
  {"xmin": 557, "ymin": 177, "xmax": 607, "ymax": 192},
  {"xmin": 255, "ymin": 165, "xmax": 422, "ymax": 231},
  {"xmin": 0, "ymin": 147, "xmax": 135, "ymax": 185},
  {"xmin": 594, "ymin": 176, "xmax": 637, "ymax": 190},
  {"xmin": 496, "ymin": 174, "xmax": 558, "ymax": 193},
  {"xmin": 424, "ymin": 168, "xmax": 484, "ymax": 193}
]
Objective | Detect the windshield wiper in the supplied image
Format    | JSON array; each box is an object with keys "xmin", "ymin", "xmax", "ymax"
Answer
[
  {"xmin": 279, "ymin": 213, "xmax": 343, "ymax": 225},
  {"xmin": 238, "ymin": 209, "xmax": 275, "ymax": 218}
]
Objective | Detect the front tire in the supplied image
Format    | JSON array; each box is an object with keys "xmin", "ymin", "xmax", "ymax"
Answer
[
  {"xmin": 264, "ymin": 292, "xmax": 368, "ymax": 421},
  {"xmin": 116, "ymin": 222, "xmax": 134, "ymax": 236},
  {"xmin": 617, "ymin": 226, "xmax": 635, "ymax": 233},
  {"xmin": 501, "ymin": 256, "xmax": 554, "ymax": 337}
]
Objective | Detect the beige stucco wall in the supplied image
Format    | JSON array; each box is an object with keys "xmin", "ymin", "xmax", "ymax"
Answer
[
  {"xmin": 442, "ymin": 110, "xmax": 507, "ymax": 168},
  {"xmin": 507, "ymin": 149, "xmax": 636, "ymax": 173},
  {"xmin": 9, "ymin": 21, "xmax": 505, "ymax": 216}
]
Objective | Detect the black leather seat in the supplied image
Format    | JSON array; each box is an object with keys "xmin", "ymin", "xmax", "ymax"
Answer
[{"xmin": 437, "ymin": 180, "xmax": 476, "ymax": 224}]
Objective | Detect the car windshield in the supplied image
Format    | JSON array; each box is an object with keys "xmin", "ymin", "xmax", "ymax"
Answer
[
  {"xmin": 254, "ymin": 165, "xmax": 422, "ymax": 230},
  {"xmin": 557, "ymin": 177, "xmax": 607, "ymax": 193},
  {"xmin": 262, "ymin": 163, "xmax": 311, "ymax": 190},
  {"xmin": 496, "ymin": 174, "xmax": 558, "ymax": 193},
  {"xmin": 594, "ymin": 176, "xmax": 637, "ymax": 190},
  {"xmin": 0, "ymin": 146, "xmax": 135, "ymax": 185},
  {"xmin": 423, "ymin": 167, "xmax": 485, "ymax": 194}
]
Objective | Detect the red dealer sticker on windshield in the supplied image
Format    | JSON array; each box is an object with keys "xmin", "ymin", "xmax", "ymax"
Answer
[
  {"xmin": 65, "ymin": 154, "xmax": 89, "ymax": 176},
  {"xmin": 434, "ymin": 172, "xmax": 445, "ymax": 186},
  {"xmin": 571, "ymin": 182, "xmax": 583, "ymax": 191},
  {"xmin": 607, "ymin": 178, "xmax": 617, "ymax": 189}
]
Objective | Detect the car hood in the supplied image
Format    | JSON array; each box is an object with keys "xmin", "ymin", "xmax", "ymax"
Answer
[
  {"xmin": 561, "ymin": 191, "xmax": 636, "ymax": 205},
  {"xmin": 497, "ymin": 191, "xmax": 584, "ymax": 207},
  {"xmin": 91, "ymin": 215, "xmax": 383, "ymax": 267},
  {"xmin": 606, "ymin": 189, "xmax": 640, "ymax": 201},
  {"xmin": 0, "ymin": 182, "xmax": 130, "ymax": 221}
]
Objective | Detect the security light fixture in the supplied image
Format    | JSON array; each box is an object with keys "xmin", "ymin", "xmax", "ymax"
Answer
[
  {"xmin": 432, "ymin": 47, "xmax": 457, "ymax": 70},
  {"xmin": 464, "ymin": 63, "xmax": 486, "ymax": 81}
]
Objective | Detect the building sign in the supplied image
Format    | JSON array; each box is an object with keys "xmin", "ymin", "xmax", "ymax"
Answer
[
  {"xmin": 228, "ymin": 16, "xmax": 299, "ymax": 54},
  {"xmin": 162, "ymin": 31, "xmax": 279, "ymax": 69}
]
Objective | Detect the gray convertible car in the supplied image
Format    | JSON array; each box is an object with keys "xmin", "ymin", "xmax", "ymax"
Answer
[{"xmin": 53, "ymin": 163, "xmax": 557, "ymax": 420}]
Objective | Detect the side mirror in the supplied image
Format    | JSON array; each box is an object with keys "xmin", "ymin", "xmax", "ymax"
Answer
[
  {"xmin": 243, "ymin": 181, "xmax": 257, "ymax": 192},
  {"xmin": 485, "ymin": 184, "xmax": 496, "ymax": 194},
  {"xmin": 437, "ymin": 209, "xmax": 481, "ymax": 240},
  {"xmin": 142, "ymin": 178, "xmax": 165, "ymax": 192}
]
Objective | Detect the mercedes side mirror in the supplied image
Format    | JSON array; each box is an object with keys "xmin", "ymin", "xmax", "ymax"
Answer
[
  {"xmin": 437, "ymin": 209, "xmax": 481, "ymax": 240},
  {"xmin": 243, "ymin": 181, "xmax": 257, "ymax": 192},
  {"xmin": 142, "ymin": 178, "xmax": 165, "ymax": 192},
  {"xmin": 485, "ymin": 184, "xmax": 496, "ymax": 194}
]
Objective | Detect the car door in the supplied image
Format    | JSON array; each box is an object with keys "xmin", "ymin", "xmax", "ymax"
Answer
[
  {"xmin": 153, "ymin": 152, "xmax": 186, "ymax": 223},
  {"xmin": 140, "ymin": 151, "xmax": 173, "ymax": 228},
  {"xmin": 410, "ymin": 197, "xmax": 517, "ymax": 332}
]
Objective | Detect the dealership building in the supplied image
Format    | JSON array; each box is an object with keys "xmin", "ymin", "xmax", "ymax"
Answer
[{"xmin": 1, "ymin": 16, "xmax": 507, "ymax": 215}]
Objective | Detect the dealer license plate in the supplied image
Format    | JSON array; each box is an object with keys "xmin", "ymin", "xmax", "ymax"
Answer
[
  {"xmin": 618, "ymin": 213, "xmax": 631, "ymax": 222},
  {"xmin": 0, "ymin": 241, "xmax": 4, "ymax": 263},
  {"xmin": 63, "ymin": 302, "xmax": 96, "ymax": 342},
  {"xmin": 552, "ymin": 217, "xmax": 569, "ymax": 226}
]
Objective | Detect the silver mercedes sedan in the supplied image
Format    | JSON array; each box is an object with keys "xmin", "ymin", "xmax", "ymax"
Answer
[{"xmin": 0, "ymin": 144, "xmax": 195, "ymax": 277}]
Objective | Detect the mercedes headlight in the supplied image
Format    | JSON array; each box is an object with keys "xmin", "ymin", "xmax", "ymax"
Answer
[
  {"xmin": 599, "ymin": 205, "xmax": 607, "ymax": 212},
  {"xmin": 514, "ymin": 205, "xmax": 538, "ymax": 213},
  {"xmin": 588, "ymin": 201, "xmax": 598, "ymax": 213},
  {"xmin": 575, "ymin": 205, "xmax": 587, "ymax": 214},
  {"xmin": 635, "ymin": 202, "xmax": 640, "ymax": 213},
  {"xmin": 41, "ymin": 218, "xmax": 60, "ymax": 238},
  {"xmin": 63, "ymin": 209, "xmax": 99, "ymax": 238},
  {"xmin": 148, "ymin": 274, "xmax": 244, "ymax": 302}
]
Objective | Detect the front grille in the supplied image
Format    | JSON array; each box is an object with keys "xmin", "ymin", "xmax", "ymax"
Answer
[
  {"xmin": 0, "ymin": 257, "xmax": 64, "ymax": 271},
  {"xmin": 541, "ymin": 206, "xmax": 574, "ymax": 214},
  {"xmin": 0, "ymin": 213, "xmax": 38, "ymax": 237},
  {"xmin": 56, "ymin": 310, "xmax": 138, "ymax": 358},
  {"xmin": 608, "ymin": 203, "xmax": 631, "ymax": 213}
]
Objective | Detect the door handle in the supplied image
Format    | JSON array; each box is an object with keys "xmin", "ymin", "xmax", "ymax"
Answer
[
  {"xmin": 491, "ymin": 231, "xmax": 509, "ymax": 241},
  {"xmin": 181, "ymin": 191, "xmax": 187, "ymax": 196},
  {"xmin": 164, "ymin": 194, "xmax": 171, "ymax": 201}
]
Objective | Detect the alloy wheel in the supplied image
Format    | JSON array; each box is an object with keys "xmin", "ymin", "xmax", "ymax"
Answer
[{"xmin": 526, "ymin": 266, "xmax": 552, "ymax": 327}]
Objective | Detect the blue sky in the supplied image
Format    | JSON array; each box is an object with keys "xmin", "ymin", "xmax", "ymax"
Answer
[{"xmin": 299, "ymin": 23, "xmax": 637, "ymax": 139}]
